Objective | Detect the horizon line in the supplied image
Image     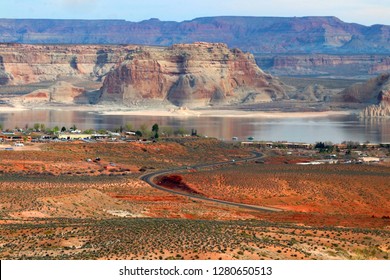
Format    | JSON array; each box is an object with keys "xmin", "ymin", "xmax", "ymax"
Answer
[{"xmin": 0, "ymin": 15, "xmax": 386, "ymax": 27}]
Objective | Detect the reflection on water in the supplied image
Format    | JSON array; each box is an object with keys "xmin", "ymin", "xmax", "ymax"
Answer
[{"xmin": 0, "ymin": 109, "xmax": 389, "ymax": 144}]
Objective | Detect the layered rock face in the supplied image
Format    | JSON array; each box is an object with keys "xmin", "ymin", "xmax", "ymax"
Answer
[
  {"xmin": 19, "ymin": 81, "xmax": 88, "ymax": 104},
  {"xmin": 360, "ymin": 74, "xmax": 390, "ymax": 118},
  {"xmin": 336, "ymin": 73, "xmax": 390, "ymax": 117},
  {"xmin": 337, "ymin": 74, "xmax": 390, "ymax": 103},
  {"xmin": 256, "ymin": 54, "xmax": 390, "ymax": 76},
  {"xmin": 369, "ymin": 58, "xmax": 390, "ymax": 74},
  {"xmin": 289, "ymin": 84, "xmax": 329, "ymax": 102},
  {"xmin": 0, "ymin": 44, "xmax": 136, "ymax": 85},
  {"xmin": 361, "ymin": 102, "xmax": 390, "ymax": 117},
  {"xmin": 100, "ymin": 43, "xmax": 286, "ymax": 107}
]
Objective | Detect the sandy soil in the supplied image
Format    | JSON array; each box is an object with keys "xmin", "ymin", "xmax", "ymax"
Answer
[
  {"xmin": 0, "ymin": 139, "xmax": 388, "ymax": 260},
  {"xmin": 99, "ymin": 108, "xmax": 354, "ymax": 118},
  {"xmin": 0, "ymin": 105, "xmax": 28, "ymax": 112},
  {"xmin": 0, "ymin": 143, "xmax": 44, "ymax": 151},
  {"xmin": 2, "ymin": 103, "xmax": 354, "ymax": 118}
]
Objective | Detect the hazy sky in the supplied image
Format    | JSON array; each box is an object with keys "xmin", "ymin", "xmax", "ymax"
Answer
[{"xmin": 2, "ymin": 0, "xmax": 390, "ymax": 26}]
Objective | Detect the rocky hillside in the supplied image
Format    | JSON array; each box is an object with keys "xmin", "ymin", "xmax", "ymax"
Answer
[
  {"xmin": 1, "ymin": 17, "xmax": 390, "ymax": 54},
  {"xmin": 0, "ymin": 44, "xmax": 137, "ymax": 85},
  {"xmin": 336, "ymin": 73, "xmax": 390, "ymax": 117},
  {"xmin": 17, "ymin": 81, "xmax": 88, "ymax": 104},
  {"xmin": 100, "ymin": 42, "xmax": 287, "ymax": 107},
  {"xmin": 256, "ymin": 54, "xmax": 390, "ymax": 77}
]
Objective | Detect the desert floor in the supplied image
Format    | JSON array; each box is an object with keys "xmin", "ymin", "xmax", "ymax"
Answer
[{"xmin": 0, "ymin": 138, "xmax": 389, "ymax": 260}]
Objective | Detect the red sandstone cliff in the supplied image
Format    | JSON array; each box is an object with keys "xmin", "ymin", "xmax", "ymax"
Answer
[{"xmin": 100, "ymin": 43, "xmax": 287, "ymax": 107}]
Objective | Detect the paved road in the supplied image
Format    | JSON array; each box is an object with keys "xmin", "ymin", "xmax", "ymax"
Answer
[{"xmin": 140, "ymin": 152, "xmax": 283, "ymax": 213}]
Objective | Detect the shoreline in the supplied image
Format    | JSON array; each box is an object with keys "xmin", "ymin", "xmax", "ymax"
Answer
[
  {"xmin": 1, "ymin": 104, "xmax": 357, "ymax": 118},
  {"xmin": 98, "ymin": 108, "xmax": 355, "ymax": 118}
]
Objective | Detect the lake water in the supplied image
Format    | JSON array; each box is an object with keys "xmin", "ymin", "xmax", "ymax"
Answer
[{"xmin": 0, "ymin": 109, "xmax": 389, "ymax": 144}]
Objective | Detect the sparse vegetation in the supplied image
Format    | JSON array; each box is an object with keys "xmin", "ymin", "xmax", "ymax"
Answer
[{"xmin": 0, "ymin": 138, "xmax": 388, "ymax": 260}]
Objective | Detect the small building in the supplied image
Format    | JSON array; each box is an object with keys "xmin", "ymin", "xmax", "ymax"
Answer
[
  {"xmin": 91, "ymin": 133, "xmax": 110, "ymax": 140},
  {"xmin": 58, "ymin": 133, "xmax": 92, "ymax": 140},
  {"xmin": 241, "ymin": 141, "xmax": 312, "ymax": 149},
  {"xmin": 0, "ymin": 132, "xmax": 31, "ymax": 142},
  {"xmin": 380, "ymin": 143, "xmax": 390, "ymax": 148},
  {"xmin": 359, "ymin": 157, "xmax": 380, "ymax": 163},
  {"xmin": 297, "ymin": 159, "xmax": 338, "ymax": 165}
]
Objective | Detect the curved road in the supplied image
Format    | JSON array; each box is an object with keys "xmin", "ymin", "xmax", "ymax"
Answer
[{"xmin": 140, "ymin": 151, "xmax": 283, "ymax": 213}]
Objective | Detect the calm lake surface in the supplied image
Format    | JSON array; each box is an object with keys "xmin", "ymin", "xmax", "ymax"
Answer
[{"xmin": 0, "ymin": 109, "xmax": 389, "ymax": 144}]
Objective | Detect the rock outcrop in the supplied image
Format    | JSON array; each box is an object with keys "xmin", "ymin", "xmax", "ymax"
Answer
[
  {"xmin": 337, "ymin": 74, "xmax": 390, "ymax": 103},
  {"xmin": 361, "ymin": 102, "xmax": 390, "ymax": 117},
  {"xmin": 289, "ymin": 84, "xmax": 329, "ymax": 102},
  {"xmin": 99, "ymin": 43, "xmax": 287, "ymax": 107},
  {"xmin": 0, "ymin": 44, "xmax": 137, "ymax": 85},
  {"xmin": 19, "ymin": 81, "xmax": 88, "ymax": 104},
  {"xmin": 336, "ymin": 73, "xmax": 390, "ymax": 117},
  {"xmin": 369, "ymin": 58, "xmax": 390, "ymax": 74},
  {"xmin": 360, "ymin": 77, "xmax": 390, "ymax": 117}
]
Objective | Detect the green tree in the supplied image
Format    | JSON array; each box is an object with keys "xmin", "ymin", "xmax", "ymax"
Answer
[
  {"xmin": 33, "ymin": 123, "xmax": 40, "ymax": 131},
  {"xmin": 113, "ymin": 126, "xmax": 124, "ymax": 133},
  {"xmin": 135, "ymin": 130, "xmax": 142, "ymax": 139},
  {"xmin": 315, "ymin": 141, "xmax": 334, "ymax": 153},
  {"xmin": 124, "ymin": 123, "xmax": 133, "ymax": 131},
  {"xmin": 152, "ymin": 123, "xmax": 159, "ymax": 133},
  {"xmin": 175, "ymin": 127, "xmax": 188, "ymax": 137},
  {"xmin": 161, "ymin": 126, "xmax": 173, "ymax": 137},
  {"xmin": 53, "ymin": 126, "xmax": 60, "ymax": 134},
  {"xmin": 139, "ymin": 124, "xmax": 149, "ymax": 138},
  {"xmin": 61, "ymin": 126, "xmax": 67, "ymax": 132},
  {"xmin": 83, "ymin": 129, "xmax": 95, "ymax": 134},
  {"xmin": 315, "ymin": 142, "xmax": 325, "ymax": 149},
  {"xmin": 152, "ymin": 123, "xmax": 159, "ymax": 139},
  {"xmin": 40, "ymin": 123, "xmax": 46, "ymax": 132}
]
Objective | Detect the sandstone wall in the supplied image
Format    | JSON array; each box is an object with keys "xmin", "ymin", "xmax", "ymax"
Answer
[
  {"xmin": 19, "ymin": 81, "xmax": 88, "ymax": 104},
  {"xmin": 336, "ymin": 73, "xmax": 390, "ymax": 117},
  {"xmin": 256, "ymin": 54, "xmax": 390, "ymax": 76},
  {"xmin": 100, "ymin": 43, "xmax": 287, "ymax": 107},
  {"xmin": 337, "ymin": 73, "xmax": 390, "ymax": 103},
  {"xmin": 0, "ymin": 44, "xmax": 137, "ymax": 85}
]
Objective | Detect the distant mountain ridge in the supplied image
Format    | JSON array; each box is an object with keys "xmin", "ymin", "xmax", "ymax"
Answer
[{"xmin": 1, "ymin": 16, "xmax": 390, "ymax": 54}]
